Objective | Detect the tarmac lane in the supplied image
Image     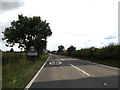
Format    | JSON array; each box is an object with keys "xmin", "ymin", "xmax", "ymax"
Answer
[{"xmin": 28, "ymin": 54, "xmax": 119, "ymax": 89}]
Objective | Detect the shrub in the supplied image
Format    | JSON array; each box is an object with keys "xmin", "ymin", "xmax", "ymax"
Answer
[{"xmin": 68, "ymin": 43, "xmax": 120, "ymax": 61}]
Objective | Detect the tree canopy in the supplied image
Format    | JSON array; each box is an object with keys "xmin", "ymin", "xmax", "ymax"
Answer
[
  {"xmin": 2, "ymin": 14, "xmax": 52, "ymax": 53},
  {"xmin": 67, "ymin": 45, "xmax": 76, "ymax": 56},
  {"xmin": 57, "ymin": 45, "xmax": 64, "ymax": 54},
  {"xmin": 10, "ymin": 48, "xmax": 14, "ymax": 52}
]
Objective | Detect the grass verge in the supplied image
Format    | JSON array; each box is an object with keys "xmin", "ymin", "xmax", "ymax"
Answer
[
  {"xmin": 73, "ymin": 57, "xmax": 120, "ymax": 68},
  {"xmin": 84, "ymin": 59, "xmax": 120, "ymax": 68},
  {"xmin": 2, "ymin": 52, "xmax": 49, "ymax": 88}
]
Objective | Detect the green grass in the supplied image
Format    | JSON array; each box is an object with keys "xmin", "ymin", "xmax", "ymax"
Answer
[
  {"xmin": 73, "ymin": 56, "xmax": 120, "ymax": 68},
  {"xmin": 2, "ymin": 52, "xmax": 49, "ymax": 88}
]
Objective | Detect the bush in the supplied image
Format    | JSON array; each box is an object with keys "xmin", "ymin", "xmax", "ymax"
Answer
[
  {"xmin": 60, "ymin": 43, "xmax": 120, "ymax": 68},
  {"xmin": 68, "ymin": 43, "xmax": 120, "ymax": 61}
]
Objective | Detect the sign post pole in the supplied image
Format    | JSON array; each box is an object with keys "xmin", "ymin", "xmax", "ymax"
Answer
[{"xmin": 91, "ymin": 46, "xmax": 95, "ymax": 59}]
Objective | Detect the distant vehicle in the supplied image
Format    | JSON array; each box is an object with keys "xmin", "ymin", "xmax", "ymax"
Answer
[{"xmin": 27, "ymin": 46, "xmax": 38, "ymax": 57}]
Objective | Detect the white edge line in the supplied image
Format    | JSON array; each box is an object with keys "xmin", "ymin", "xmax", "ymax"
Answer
[
  {"xmin": 24, "ymin": 53, "xmax": 51, "ymax": 90},
  {"xmin": 99, "ymin": 64, "xmax": 120, "ymax": 70},
  {"xmin": 79, "ymin": 59, "xmax": 120, "ymax": 70},
  {"xmin": 70, "ymin": 63, "xmax": 90, "ymax": 77}
]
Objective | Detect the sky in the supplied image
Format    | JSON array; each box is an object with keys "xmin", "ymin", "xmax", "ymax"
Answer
[{"xmin": 0, "ymin": 0, "xmax": 120, "ymax": 51}]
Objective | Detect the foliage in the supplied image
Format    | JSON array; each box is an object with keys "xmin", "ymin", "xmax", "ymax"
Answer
[
  {"xmin": 51, "ymin": 50, "xmax": 57, "ymax": 54},
  {"xmin": 10, "ymin": 48, "xmax": 14, "ymax": 52},
  {"xmin": 57, "ymin": 45, "xmax": 64, "ymax": 54},
  {"xmin": 67, "ymin": 45, "xmax": 76, "ymax": 56},
  {"xmin": 2, "ymin": 52, "xmax": 49, "ymax": 88},
  {"xmin": 69, "ymin": 43, "xmax": 120, "ymax": 60},
  {"xmin": 2, "ymin": 14, "xmax": 52, "ymax": 53},
  {"xmin": 61, "ymin": 43, "xmax": 120, "ymax": 67}
]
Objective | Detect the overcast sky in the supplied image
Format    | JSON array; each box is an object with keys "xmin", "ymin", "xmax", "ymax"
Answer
[{"xmin": 0, "ymin": 0, "xmax": 119, "ymax": 51}]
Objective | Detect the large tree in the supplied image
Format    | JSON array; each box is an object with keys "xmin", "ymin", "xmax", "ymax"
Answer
[
  {"xmin": 2, "ymin": 14, "xmax": 52, "ymax": 53},
  {"xmin": 57, "ymin": 45, "xmax": 64, "ymax": 54},
  {"xmin": 67, "ymin": 45, "xmax": 76, "ymax": 56}
]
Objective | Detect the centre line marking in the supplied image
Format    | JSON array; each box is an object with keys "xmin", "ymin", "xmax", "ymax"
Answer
[
  {"xmin": 70, "ymin": 64, "xmax": 90, "ymax": 77},
  {"xmin": 61, "ymin": 59, "xmax": 65, "ymax": 61}
]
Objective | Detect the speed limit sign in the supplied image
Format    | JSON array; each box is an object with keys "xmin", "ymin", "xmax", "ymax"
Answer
[
  {"xmin": 91, "ymin": 47, "xmax": 95, "ymax": 51},
  {"xmin": 30, "ymin": 46, "xmax": 35, "ymax": 52}
]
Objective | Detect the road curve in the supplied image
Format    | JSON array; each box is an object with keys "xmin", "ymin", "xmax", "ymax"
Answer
[{"xmin": 29, "ymin": 54, "xmax": 119, "ymax": 89}]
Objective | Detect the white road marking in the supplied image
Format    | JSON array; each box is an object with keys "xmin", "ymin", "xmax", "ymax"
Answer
[
  {"xmin": 49, "ymin": 61, "xmax": 62, "ymax": 65},
  {"xmin": 55, "ymin": 55, "xmax": 65, "ymax": 61},
  {"xmin": 56, "ymin": 55, "xmax": 65, "ymax": 61},
  {"xmin": 70, "ymin": 63, "xmax": 90, "ymax": 77},
  {"xmin": 24, "ymin": 53, "xmax": 51, "ymax": 90},
  {"xmin": 99, "ymin": 64, "xmax": 120, "ymax": 70},
  {"xmin": 61, "ymin": 59, "xmax": 65, "ymax": 61},
  {"xmin": 103, "ymin": 83, "xmax": 107, "ymax": 86},
  {"xmin": 79, "ymin": 59, "xmax": 120, "ymax": 70}
]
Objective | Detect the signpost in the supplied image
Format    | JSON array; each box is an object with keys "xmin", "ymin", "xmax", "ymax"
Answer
[
  {"xmin": 27, "ymin": 46, "xmax": 38, "ymax": 57},
  {"xmin": 91, "ymin": 47, "xmax": 95, "ymax": 51},
  {"xmin": 90, "ymin": 46, "xmax": 95, "ymax": 59},
  {"xmin": 30, "ymin": 46, "xmax": 35, "ymax": 52}
]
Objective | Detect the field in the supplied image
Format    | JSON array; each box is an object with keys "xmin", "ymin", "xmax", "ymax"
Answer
[{"xmin": 2, "ymin": 52, "xmax": 49, "ymax": 88}]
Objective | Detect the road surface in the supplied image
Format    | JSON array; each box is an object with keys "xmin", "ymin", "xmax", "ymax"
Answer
[{"xmin": 29, "ymin": 54, "xmax": 119, "ymax": 88}]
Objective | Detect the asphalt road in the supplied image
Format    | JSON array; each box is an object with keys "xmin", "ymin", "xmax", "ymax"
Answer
[{"xmin": 30, "ymin": 54, "xmax": 119, "ymax": 88}]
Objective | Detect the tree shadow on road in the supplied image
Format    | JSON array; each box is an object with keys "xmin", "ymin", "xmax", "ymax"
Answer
[{"xmin": 30, "ymin": 75, "xmax": 119, "ymax": 89}]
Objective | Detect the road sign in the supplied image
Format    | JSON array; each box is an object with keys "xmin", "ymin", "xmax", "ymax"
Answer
[
  {"xmin": 91, "ymin": 47, "xmax": 95, "ymax": 51},
  {"xmin": 30, "ymin": 46, "xmax": 35, "ymax": 52},
  {"xmin": 27, "ymin": 51, "xmax": 38, "ymax": 56},
  {"xmin": 27, "ymin": 46, "xmax": 38, "ymax": 57}
]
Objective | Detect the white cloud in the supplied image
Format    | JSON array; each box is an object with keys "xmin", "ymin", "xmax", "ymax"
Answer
[{"xmin": 0, "ymin": 0, "xmax": 119, "ymax": 51}]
